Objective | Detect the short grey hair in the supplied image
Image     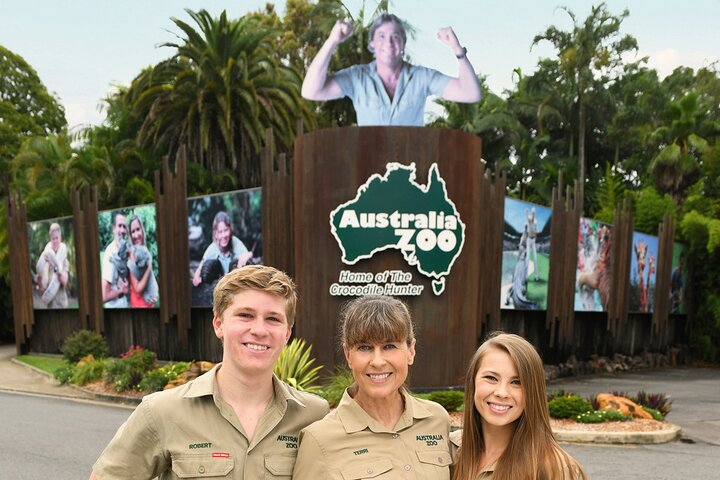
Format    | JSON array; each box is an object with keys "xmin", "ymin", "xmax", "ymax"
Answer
[{"xmin": 367, "ymin": 13, "xmax": 407, "ymax": 53}]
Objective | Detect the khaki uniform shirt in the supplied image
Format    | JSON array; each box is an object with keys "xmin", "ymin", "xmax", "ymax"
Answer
[
  {"xmin": 449, "ymin": 429, "xmax": 497, "ymax": 479},
  {"xmin": 93, "ymin": 363, "xmax": 329, "ymax": 480},
  {"xmin": 293, "ymin": 389, "xmax": 452, "ymax": 479}
]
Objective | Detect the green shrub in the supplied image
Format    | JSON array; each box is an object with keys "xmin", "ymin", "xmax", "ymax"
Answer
[
  {"xmin": 274, "ymin": 338, "xmax": 324, "ymax": 393},
  {"xmin": 106, "ymin": 346, "xmax": 157, "ymax": 392},
  {"xmin": 61, "ymin": 330, "xmax": 109, "ymax": 363},
  {"xmin": 138, "ymin": 362, "xmax": 190, "ymax": 392},
  {"xmin": 428, "ymin": 390, "xmax": 464, "ymax": 412},
  {"xmin": 641, "ymin": 405, "xmax": 664, "ymax": 421},
  {"xmin": 548, "ymin": 395, "xmax": 593, "ymax": 419},
  {"xmin": 53, "ymin": 362, "xmax": 76, "ymax": 384},
  {"xmin": 318, "ymin": 366, "xmax": 354, "ymax": 408},
  {"xmin": 546, "ymin": 389, "xmax": 576, "ymax": 402},
  {"xmin": 575, "ymin": 409, "xmax": 632, "ymax": 423},
  {"xmin": 71, "ymin": 356, "xmax": 108, "ymax": 386}
]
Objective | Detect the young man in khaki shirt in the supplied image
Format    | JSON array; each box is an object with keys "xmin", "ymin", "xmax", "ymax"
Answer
[{"xmin": 90, "ymin": 265, "xmax": 329, "ymax": 479}]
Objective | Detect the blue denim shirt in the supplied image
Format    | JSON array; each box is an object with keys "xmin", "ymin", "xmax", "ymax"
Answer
[{"xmin": 333, "ymin": 61, "xmax": 451, "ymax": 126}]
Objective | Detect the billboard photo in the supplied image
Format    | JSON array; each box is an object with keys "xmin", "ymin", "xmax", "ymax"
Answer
[
  {"xmin": 98, "ymin": 205, "xmax": 159, "ymax": 309},
  {"xmin": 574, "ymin": 218, "xmax": 612, "ymax": 312},
  {"xmin": 188, "ymin": 188, "xmax": 262, "ymax": 306},
  {"xmin": 500, "ymin": 198, "xmax": 552, "ymax": 310},
  {"xmin": 670, "ymin": 243, "xmax": 688, "ymax": 315},
  {"xmin": 28, "ymin": 217, "xmax": 78, "ymax": 309},
  {"xmin": 629, "ymin": 232, "xmax": 659, "ymax": 313}
]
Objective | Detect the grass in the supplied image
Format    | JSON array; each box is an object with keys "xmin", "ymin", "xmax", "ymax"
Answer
[{"xmin": 16, "ymin": 354, "xmax": 66, "ymax": 375}]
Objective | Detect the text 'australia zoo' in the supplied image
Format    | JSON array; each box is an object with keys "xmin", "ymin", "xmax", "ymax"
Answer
[
  {"xmin": 330, "ymin": 163, "xmax": 466, "ymax": 296},
  {"xmin": 337, "ymin": 210, "xmax": 460, "ymax": 253}
]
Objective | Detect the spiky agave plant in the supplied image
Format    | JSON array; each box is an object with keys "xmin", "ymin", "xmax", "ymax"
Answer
[{"xmin": 274, "ymin": 338, "xmax": 324, "ymax": 393}]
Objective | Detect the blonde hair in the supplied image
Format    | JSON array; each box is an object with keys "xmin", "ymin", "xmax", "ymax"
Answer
[
  {"xmin": 452, "ymin": 332, "xmax": 586, "ymax": 480},
  {"xmin": 49, "ymin": 223, "xmax": 61, "ymax": 237},
  {"xmin": 340, "ymin": 295, "xmax": 414, "ymax": 348},
  {"xmin": 213, "ymin": 265, "xmax": 297, "ymax": 327}
]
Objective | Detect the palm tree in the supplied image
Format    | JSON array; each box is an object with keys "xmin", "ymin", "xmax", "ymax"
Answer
[
  {"xmin": 10, "ymin": 135, "xmax": 114, "ymax": 220},
  {"xmin": 532, "ymin": 2, "xmax": 637, "ymax": 211},
  {"xmin": 648, "ymin": 92, "xmax": 707, "ymax": 206},
  {"xmin": 129, "ymin": 9, "xmax": 312, "ymax": 187}
]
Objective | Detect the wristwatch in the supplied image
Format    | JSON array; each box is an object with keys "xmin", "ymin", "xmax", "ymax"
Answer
[{"xmin": 455, "ymin": 47, "xmax": 467, "ymax": 59}]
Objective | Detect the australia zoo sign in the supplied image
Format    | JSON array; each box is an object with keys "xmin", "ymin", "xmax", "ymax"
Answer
[{"xmin": 329, "ymin": 163, "xmax": 465, "ymax": 296}]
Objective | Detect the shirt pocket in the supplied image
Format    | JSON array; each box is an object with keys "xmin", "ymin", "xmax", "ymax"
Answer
[
  {"xmin": 171, "ymin": 453, "xmax": 234, "ymax": 478},
  {"xmin": 416, "ymin": 450, "xmax": 452, "ymax": 479},
  {"xmin": 341, "ymin": 457, "xmax": 394, "ymax": 479},
  {"xmin": 264, "ymin": 453, "xmax": 296, "ymax": 479}
]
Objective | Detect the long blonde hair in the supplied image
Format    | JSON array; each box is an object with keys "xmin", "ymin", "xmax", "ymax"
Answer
[{"xmin": 452, "ymin": 332, "xmax": 587, "ymax": 480}]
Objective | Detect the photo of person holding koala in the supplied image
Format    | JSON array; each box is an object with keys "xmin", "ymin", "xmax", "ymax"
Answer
[{"xmin": 100, "ymin": 207, "xmax": 160, "ymax": 309}]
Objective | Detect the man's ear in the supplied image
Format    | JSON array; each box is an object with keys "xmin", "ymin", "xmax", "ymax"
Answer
[
  {"xmin": 212, "ymin": 314, "xmax": 224, "ymax": 341},
  {"xmin": 285, "ymin": 325, "xmax": 292, "ymax": 343}
]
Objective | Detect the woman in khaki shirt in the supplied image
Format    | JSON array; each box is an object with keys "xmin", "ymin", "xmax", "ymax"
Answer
[
  {"xmin": 293, "ymin": 295, "xmax": 453, "ymax": 479},
  {"xmin": 451, "ymin": 332, "xmax": 587, "ymax": 480}
]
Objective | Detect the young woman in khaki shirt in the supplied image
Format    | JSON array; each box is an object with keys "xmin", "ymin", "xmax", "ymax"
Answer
[{"xmin": 451, "ymin": 332, "xmax": 587, "ymax": 480}]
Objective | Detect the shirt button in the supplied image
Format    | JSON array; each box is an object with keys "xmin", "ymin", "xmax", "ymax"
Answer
[
  {"xmin": 198, "ymin": 465, "xmax": 205, "ymax": 474},
  {"xmin": 404, "ymin": 464, "xmax": 411, "ymax": 471},
  {"xmin": 367, "ymin": 468, "xmax": 374, "ymax": 474},
  {"xmin": 438, "ymin": 457, "xmax": 444, "ymax": 463},
  {"xmin": 392, "ymin": 433, "xmax": 399, "ymax": 439}
]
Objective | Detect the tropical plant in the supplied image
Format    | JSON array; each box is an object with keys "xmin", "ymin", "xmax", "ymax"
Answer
[
  {"xmin": 70, "ymin": 355, "xmax": 109, "ymax": 386},
  {"xmin": 10, "ymin": 135, "xmax": 115, "ymax": 220},
  {"xmin": 128, "ymin": 9, "xmax": 311, "ymax": 188},
  {"xmin": 532, "ymin": 2, "xmax": 638, "ymax": 210},
  {"xmin": 274, "ymin": 338, "xmax": 324, "ymax": 393},
  {"xmin": 106, "ymin": 346, "xmax": 157, "ymax": 392},
  {"xmin": 318, "ymin": 366, "xmax": 354, "ymax": 407},
  {"xmin": 138, "ymin": 362, "xmax": 190, "ymax": 392},
  {"xmin": 633, "ymin": 390, "xmax": 673, "ymax": 416},
  {"xmin": 648, "ymin": 92, "xmax": 708, "ymax": 206}
]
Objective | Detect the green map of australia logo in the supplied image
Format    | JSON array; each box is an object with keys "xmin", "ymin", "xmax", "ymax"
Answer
[{"xmin": 330, "ymin": 163, "xmax": 465, "ymax": 295}]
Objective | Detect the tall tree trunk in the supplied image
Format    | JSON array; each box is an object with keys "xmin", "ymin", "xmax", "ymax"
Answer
[{"xmin": 577, "ymin": 97, "xmax": 586, "ymax": 213}]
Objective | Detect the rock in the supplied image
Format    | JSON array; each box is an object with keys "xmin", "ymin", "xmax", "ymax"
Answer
[
  {"xmin": 596, "ymin": 393, "xmax": 654, "ymax": 420},
  {"xmin": 164, "ymin": 361, "xmax": 216, "ymax": 390},
  {"xmin": 544, "ymin": 365, "xmax": 559, "ymax": 381}
]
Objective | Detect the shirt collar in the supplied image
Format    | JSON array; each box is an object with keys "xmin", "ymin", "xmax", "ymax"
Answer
[
  {"xmin": 183, "ymin": 363, "xmax": 306, "ymax": 409},
  {"xmin": 337, "ymin": 387, "xmax": 432, "ymax": 434},
  {"xmin": 183, "ymin": 363, "xmax": 220, "ymax": 398}
]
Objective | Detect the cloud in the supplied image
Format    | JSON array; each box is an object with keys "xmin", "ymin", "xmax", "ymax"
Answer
[
  {"xmin": 636, "ymin": 48, "xmax": 719, "ymax": 79},
  {"xmin": 64, "ymin": 100, "xmax": 106, "ymax": 131}
]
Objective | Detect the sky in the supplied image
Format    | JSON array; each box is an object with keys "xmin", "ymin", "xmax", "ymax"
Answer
[{"xmin": 2, "ymin": 0, "xmax": 718, "ymax": 132}]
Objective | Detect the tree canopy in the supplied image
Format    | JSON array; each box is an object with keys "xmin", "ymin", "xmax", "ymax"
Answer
[{"xmin": 2, "ymin": 2, "xmax": 719, "ymax": 354}]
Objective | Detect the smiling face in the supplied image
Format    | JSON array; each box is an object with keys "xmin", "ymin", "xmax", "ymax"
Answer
[
  {"xmin": 113, "ymin": 214, "xmax": 127, "ymax": 242},
  {"xmin": 50, "ymin": 231, "xmax": 61, "ymax": 252},
  {"xmin": 474, "ymin": 347, "xmax": 525, "ymax": 431},
  {"xmin": 214, "ymin": 221, "xmax": 232, "ymax": 253},
  {"xmin": 130, "ymin": 218, "xmax": 144, "ymax": 246},
  {"xmin": 370, "ymin": 21, "xmax": 405, "ymax": 67},
  {"xmin": 212, "ymin": 289, "xmax": 291, "ymax": 376},
  {"xmin": 344, "ymin": 338, "xmax": 415, "ymax": 403}
]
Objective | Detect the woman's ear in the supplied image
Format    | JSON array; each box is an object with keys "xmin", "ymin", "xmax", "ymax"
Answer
[{"xmin": 407, "ymin": 338, "xmax": 416, "ymax": 365}]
